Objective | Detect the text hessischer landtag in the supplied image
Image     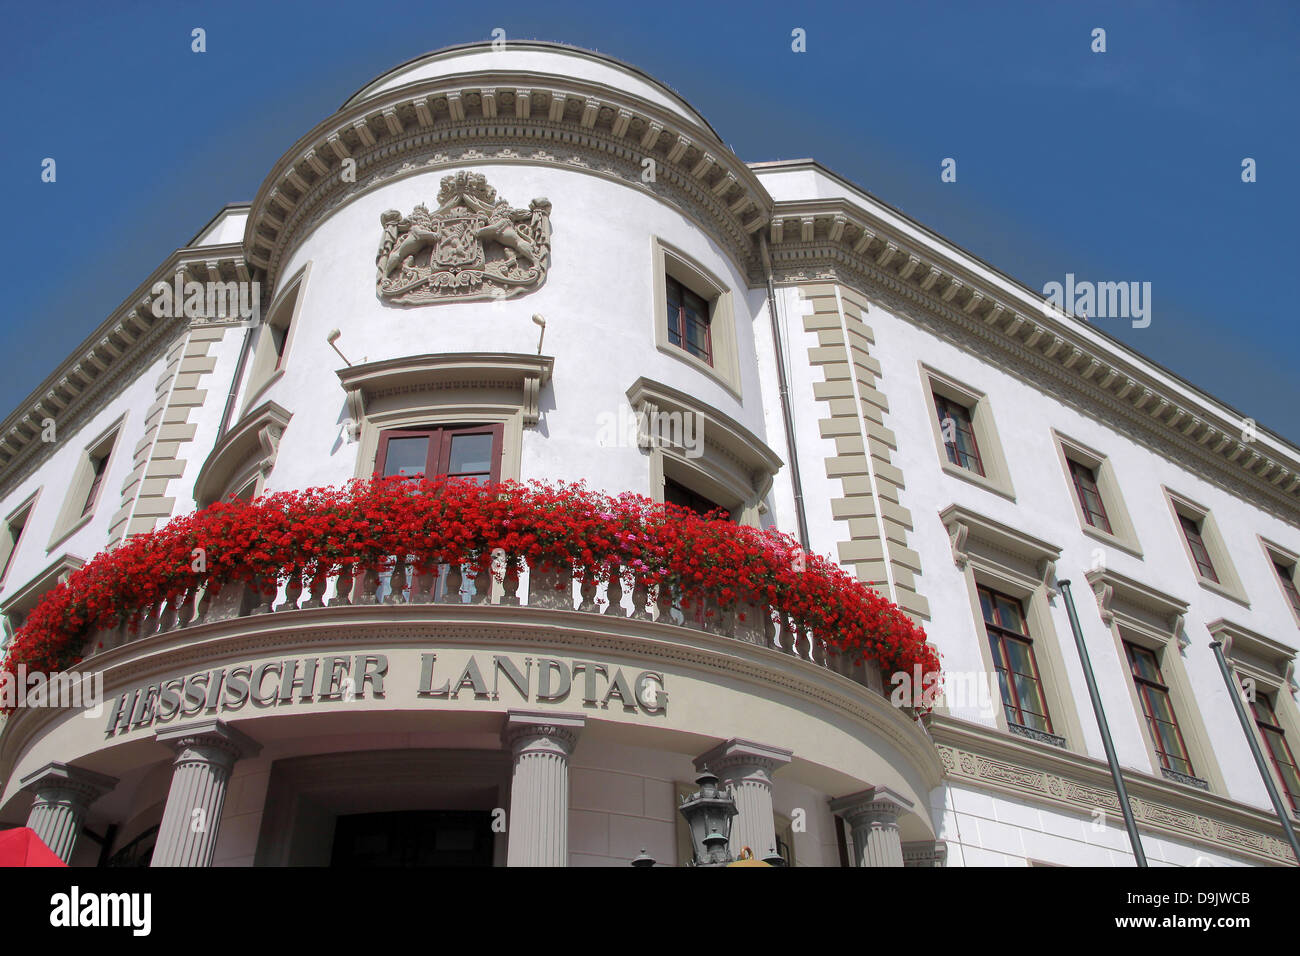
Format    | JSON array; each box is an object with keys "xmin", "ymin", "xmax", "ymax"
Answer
[{"xmin": 104, "ymin": 651, "xmax": 667, "ymax": 737}]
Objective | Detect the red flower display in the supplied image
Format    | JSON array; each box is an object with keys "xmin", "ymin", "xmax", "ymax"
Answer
[{"xmin": 1, "ymin": 476, "xmax": 941, "ymax": 693}]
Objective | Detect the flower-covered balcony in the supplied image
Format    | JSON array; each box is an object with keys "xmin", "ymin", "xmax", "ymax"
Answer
[{"xmin": 1, "ymin": 478, "xmax": 941, "ymax": 706}]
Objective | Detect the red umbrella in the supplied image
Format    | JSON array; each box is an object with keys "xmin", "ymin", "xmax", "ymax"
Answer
[{"xmin": 0, "ymin": 827, "xmax": 67, "ymax": 866}]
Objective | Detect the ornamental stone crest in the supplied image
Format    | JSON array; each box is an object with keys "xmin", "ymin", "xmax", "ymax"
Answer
[{"xmin": 376, "ymin": 171, "xmax": 551, "ymax": 304}]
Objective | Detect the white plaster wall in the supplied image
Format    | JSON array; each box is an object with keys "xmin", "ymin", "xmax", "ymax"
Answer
[
  {"xmin": 0, "ymin": 351, "xmax": 168, "ymax": 612},
  {"xmin": 255, "ymin": 163, "xmax": 772, "ymax": 500},
  {"xmin": 860, "ymin": 299, "xmax": 1300, "ymax": 814},
  {"xmin": 936, "ymin": 783, "xmax": 1253, "ymax": 867}
]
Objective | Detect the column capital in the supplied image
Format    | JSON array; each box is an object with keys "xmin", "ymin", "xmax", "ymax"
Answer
[
  {"xmin": 155, "ymin": 718, "xmax": 261, "ymax": 763},
  {"xmin": 502, "ymin": 710, "xmax": 585, "ymax": 756},
  {"xmin": 20, "ymin": 762, "xmax": 118, "ymax": 804},
  {"xmin": 693, "ymin": 738, "xmax": 792, "ymax": 781},
  {"xmin": 828, "ymin": 785, "xmax": 914, "ymax": 824}
]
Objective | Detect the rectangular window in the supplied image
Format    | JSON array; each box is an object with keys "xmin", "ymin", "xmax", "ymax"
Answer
[
  {"xmin": 1124, "ymin": 641, "xmax": 1195, "ymax": 777},
  {"xmin": 375, "ymin": 424, "xmax": 503, "ymax": 485},
  {"xmin": 664, "ymin": 477, "xmax": 730, "ymax": 520},
  {"xmin": 932, "ymin": 393, "xmax": 984, "ymax": 476},
  {"xmin": 978, "ymin": 585, "xmax": 1053, "ymax": 735},
  {"xmin": 1252, "ymin": 693, "xmax": 1300, "ymax": 813},
  {"xmin": 1068, "ymin": 459, "xmax": 1112, "ymax": 534},
  {"xmin": 81, "ymin": 439, "xmax": 114, "ymax": 517},
  {"xmin": 0, "ymin": 502, "xmax": 32, "ymax": 583},
  {"xmin": 1179, "ymin": 513, "xmax": 1219, "ymax": 583},
  {"xmin": 665, "ymin": 276, "xmax": 713, "ymax": 366},
  {"xmin": 1272, "ymin": 560, "xmax": 1300, "ymax": 621}
]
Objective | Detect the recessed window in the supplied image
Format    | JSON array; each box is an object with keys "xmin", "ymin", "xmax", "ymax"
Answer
[
  {"xmin": 1068, "ymin": 459, "xmax": 1111, "ymax": 534},
  {"xmin": 665, "ymin": 276, "xmax": 712, "ymax": 365},
  {"xmin": 920, "ymin": 365, "xmax": 1015, "ymax": 499},
  {"xmin": 650, "ymin": 237, "xmax": 740, "ymax": 396},
  {"xmin": 978, "ymin": 585, "xmax": 1053, "ymax": 736},
  {"xmin": 1165, "ymin": 489, "xmax": 1247, "ymax": 603},
  {"xmin": 932, "ymin": 393, "xmax": 983, "ymax": 476},
  {"xmin": 664, "ymin": 477, "xmax": 730, "ymax": 519},
  {"xmin": 0, "ymin": 496, "xmax": 36, "ymax": 585},
  {"xmin": 1052, "ymin": 432, "xmax": 1141, "ymax": 555},
  {"xmin": 375, "ymin": 424, "xmax": 503, "ymax": 484},
  {"xmin": 242, "ymin": 264, "xmax": 308, "ymax": 413},
  {"xmin": 48, "ymin": 419, "xmax": 124, "ymax": 549},
  {"xmin": 1124, "ymin": 641, "xmax": 1195, "ymax": 778},
  {"xmin": 1252, "ymin": 692, "xmax": 1300, "ymax": 813},
  {"xmin": 1266, "ymin": 550, "xmax": 1300, "ymax": 625},
  {"xmin": 1179, "ymin": 514, "xmax": 1218, "ymax": 583},
  {"xmin": 81, "ymin": 438, "xmax": 115, "ymax": 517}
]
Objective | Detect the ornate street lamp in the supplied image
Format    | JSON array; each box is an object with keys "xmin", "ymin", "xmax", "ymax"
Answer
[{"xmin": 678, "ymin": 768, "xmax": 739, "ymax": 866}]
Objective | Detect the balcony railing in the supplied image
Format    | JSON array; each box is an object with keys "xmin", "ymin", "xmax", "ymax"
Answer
[{"xmin": 81, "ymin": 556, "xmax": 887, "ymax": 696}]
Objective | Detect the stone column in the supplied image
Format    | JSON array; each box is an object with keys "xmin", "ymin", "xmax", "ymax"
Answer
[
  {"xmin": 694, "ymin": 738, "xmax": 792, "ymax": 861},
  {"xmin": 151, "ymin": 719, "xmax": 260, "ymax": 867},
  {"xmin": 829, "ymin": 786, "xmax": 914, "ymax": 867},
  {"xmin": 20, "ymin": 762, "xmax": 118, "ymax": 863},
  {"xmin": 902, "ymin": 839, "xmax": 948, "ymax": 867},
  {"xmin": 502, "ymin": 710, "xmax": 584, "ymax": 867}
]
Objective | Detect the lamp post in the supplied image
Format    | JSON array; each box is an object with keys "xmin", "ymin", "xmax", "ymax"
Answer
[{"xmin": 679, "ymin": 769, "xmax": 738, "ymax": 866}]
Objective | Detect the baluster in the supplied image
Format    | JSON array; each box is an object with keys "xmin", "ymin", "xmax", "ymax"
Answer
[
  {"xmin": 472, "ymin": 564, "xmax": 492, "ymax": 605},
  {"xmin": 193, "ymin": 585, "xmax": 212, "ymax": 625},
  {"xmin": 441, "ymin": 564, "xmax": 463, "ymax": 604},
  {"xmin": 386, "ymin": 554, "xmax": 408, "ymax": 605},
  {"xmin": 140, "ymin": 602, "xmax": 160, "ymax": 637},
  {"xmin": 249, "ymin": 575, "xmax": 275, "ymax": 615},
  {"xmin": 355, "ymin": 567, "xmax": 381, "ymax": 605},
  {"xmin": 577, "ymin": 573, "xmax": 598, "ymax": 612},
  {"xmin": 301, "ymin": 568, "xmax": 328, "ymax": 609},
  {"xmin": 718, "ymin": 603, "xmax": 737, "ymax": 638},
  {"xmin": 279, "ymin": 567, "xmax": 304, "ymax": 612},
  {"xmin": 500, "ymin": 558, "xmax": 521, "ymax": 606},
  {"xmin": 655, "ymin": 584, "xmax": 673, "ymax": 623},
  {"xmin": 763, "ymin": 606, "xmax": 779, "ymax": 651},
  {"xmin": 812, "ymin": 637, "xmax": 828, "ymax": 668},
  {"xmin": 158, "ymin": 596, "xmax": 179, "ymax": 632},
  {"xmin": 604, "ymin": 565, "xmax": 625, "ymax": 617},
  {"xmin": 410, "ymin": 565, "xmax": 436, "ymax": 604},
  {"xmin": 630, "ymin": 575, "xmax": 652, "ymax": 621},
  {"xmin": 734, "ymin": 600, "xmax": 763, "ymax": 645},
  {"xmin": 793, "ymin": 622, "xmax": 811, "ymax": 660},
  {"xmin": 207, "ymin": 580, "xmax": 250, "ymax": 622},
  {"xmin": 329, "ymin": 566, "xmax": 354, "ymax": 607}
]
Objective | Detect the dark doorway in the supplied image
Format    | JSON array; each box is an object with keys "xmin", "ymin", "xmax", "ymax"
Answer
[{"xmin": 330, "ymin": 810, "xmax": 495, "ymax": 867}]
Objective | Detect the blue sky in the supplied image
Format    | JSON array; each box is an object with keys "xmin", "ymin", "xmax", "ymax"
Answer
[{"xmin": 2, "ymin": 0, "xmax": 1296, "ymax": 440}]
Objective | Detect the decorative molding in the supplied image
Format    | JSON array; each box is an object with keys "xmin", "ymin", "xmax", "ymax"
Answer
[
  {"xmin": 762, "ymin": 187, "xmax": 1300, "ymax": 522},
  {"xmin": 1209, "ymin": 618, "xmax": 1297, "ymax": 693},
  {"xmin": 376, "ymin": 170, "xmax": 551, "ymax": 305},
  {"xmin": 1084, "ymin": 566, "xmax": 1189, "ymax": 640},
  {"xmin": 938, "ymin": 504, "xmax": 1062, "ymax": 572},
  {"xmin": 192, "ymin": 401, "xmax": 293, "ymax": 507},
  {"xmin": 336, "ymin": 352, "xmax": 554, "ymax": 429},
  {"xmin": 930, "ymin": 714, "xmax": 1297, "ymax": 866}
]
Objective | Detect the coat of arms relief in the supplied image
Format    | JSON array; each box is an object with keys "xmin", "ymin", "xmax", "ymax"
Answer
[{"xmin": 376, "ymin": 171, "xmax": 552, "ymax": 304}]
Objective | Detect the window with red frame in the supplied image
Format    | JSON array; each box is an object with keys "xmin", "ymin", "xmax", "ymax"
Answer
[
  {"xmin": 1272, "ymin": 560, "xmax": 1300, "ymax": 621},
  {"xmin": 0, "ymin": 504, "xmax": 31, "ymax": 582},
  {"xmin": 1068, "ymin": 458, "xmax": 1112, "ymax": 534},
  {"xmin": 932, "ymin": 393, "xmax": 984, "ymax": 476},
  {"xmin": 375, "ymin": 424, "xmax": 503, "ymax": 484},
  {"xmin": 1123, "ymin": 641, "xmax": 1195, "ymax": 777},
  {"xmin": 1178, "ymin": 512, "xmax": 1219, "ymax": 583},
  {"xmin": 1252, "ymin": 692, "xmax": 1300, "ymax": 813},
  {"xmin": 665, "ymin": 276, "xmax": 713, "ymax": 365},
  {"xmin": 978, "ymin": 585, "xmax": 1053, "ymax": 735}
]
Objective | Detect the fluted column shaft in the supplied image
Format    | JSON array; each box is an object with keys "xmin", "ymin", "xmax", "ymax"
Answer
[
  {"xmin": 503, "ymin": 711, "xmax": 584, "ymax": 867},
  {"xmin": 21, "ymin": 763, "xmax": 118, "ymax": 863},
  {"xmin": 151, "ymin": 720, "xmax": 260, "ymax": 867},
  {"xmin": 829, "ymin": 786, "xmax": 915, "ymax": 868},
  {"xmin": 695, "ymin": 738, "xmax": 792, "ymax": 861}
]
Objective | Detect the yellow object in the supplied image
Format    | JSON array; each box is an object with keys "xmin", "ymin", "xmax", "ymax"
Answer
[{"xmin": 726, "ymin": 846, "xmax": 773, "ymax": 867}]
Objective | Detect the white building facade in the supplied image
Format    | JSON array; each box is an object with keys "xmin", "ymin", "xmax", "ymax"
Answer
[{"xmin": 0, "ymin": 42, "xmax": 1297, "ymax": 867}]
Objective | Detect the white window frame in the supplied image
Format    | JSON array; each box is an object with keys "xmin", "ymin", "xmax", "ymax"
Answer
[
  {"xmin": 921, "ymin": 364, "xmax": 1015, "ymax": 500},
  {"xmin": 1163, "ymin": 487, "xmax": 1248, "ymax": 606},
  {"xmin": 1052, "ymin": 430, "xmax": 1142, "ymax": 557},
  {"xmin": 651, "ymin": 237, "xmax": 741, "ymax": 397},
  {"xmin": 47, "ymin": 414, "xmax": 126, "ymax": 551}
]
